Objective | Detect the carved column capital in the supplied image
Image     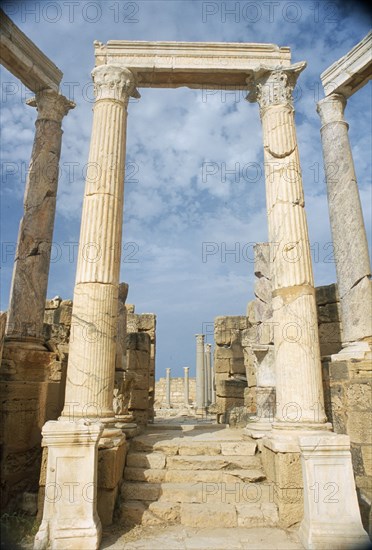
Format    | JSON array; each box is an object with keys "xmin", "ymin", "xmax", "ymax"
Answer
[
  {"xmin": 195, "ymin": 334, "xmax": 205, "ymax": 345},
  {"xmin": 317, "ymin": 93, "xmax": 347, "ymax": 126},
  {"xmin": 246, "ymin": 62, "xmax": 306, "ymax": 111},
  {"xmin": 27, "ymin": 89, "xmax": 75, "ymax": 122},
  {"xmin": 91, "ymin": 64, "xmax": 140, "ymax": 103}
]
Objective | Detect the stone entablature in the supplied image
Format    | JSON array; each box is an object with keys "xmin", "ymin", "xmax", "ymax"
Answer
[
  {"xmin": 320, "ymin": 31, "xmax": 372, "ymax": 98},
  {"xmin": 94, "ymin": 40, "xmax": 291, "ymax": 89},
  {"xmin": 0, "ymin": 9, "xmax": 62, "ymax": 91}
]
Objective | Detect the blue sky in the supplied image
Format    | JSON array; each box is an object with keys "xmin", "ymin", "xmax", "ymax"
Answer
[{"xmin": 1, "ymin": 0, "xmax": 371, "ymax": 380}]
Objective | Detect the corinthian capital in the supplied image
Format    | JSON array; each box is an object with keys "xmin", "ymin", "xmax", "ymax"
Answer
[
  {"xmin": 246, "ymin": 62, "xmax": 306, "ymax": 110},
  {"xmin": 92, "ymin": 64, "xmax": 140, "ymax": 103},
  {"xmin": 317, "ymin": 93, "xmax": 347, "ymax": 126},
  {"xmin": 27, "ymin": 89, "xmax": 75, "ymax": 122}
]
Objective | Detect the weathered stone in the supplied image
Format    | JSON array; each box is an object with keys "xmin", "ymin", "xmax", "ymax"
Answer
[
  {"xmin": 347, "ymin": 412, "xmax": 372, "ymax": 445},
  {"xmin": 180, "ymin": 503, "xmax": 237, "ymax": 527},
  {"xmin": 98, "ymin": 443, "xmax": 127, "ymax": 489},
  {"xmin": 97, "ymin": 487, "xmax": 118, "ymax": 527},
  {"xmin": 126, "ymin": 452, "xmax": 166, "ymax": 470}
]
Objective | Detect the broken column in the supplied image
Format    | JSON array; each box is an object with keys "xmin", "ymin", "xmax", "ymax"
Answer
[
  {"xmin": 244, "ymin": 243, "xmax": 276, "ymax": 437},
  {"xmin": 195, "ymin": 334, "xmax": 205, "ymax": 413},
  {"xmin": 317, "ymin": 94, "xmax": 372, "ymax": 359},
  {"xmin": 5, "ymin": 90, "xmax": 74, "ymax": 347}
]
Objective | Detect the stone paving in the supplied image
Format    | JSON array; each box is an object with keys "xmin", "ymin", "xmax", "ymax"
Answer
[{"xmin": 101, "ymin": 524, "xmax": 304, "ymax": 549}]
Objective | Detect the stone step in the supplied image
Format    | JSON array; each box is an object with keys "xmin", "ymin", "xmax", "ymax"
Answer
[
  {"xmin": 126, "ymin": 452, "xmax": 261, "ymax": 471},
  {"xmin": 130, "ymin": 437, "xmax": 257, "ymax": 456},
  {"xmin": 124, "ymin": 467, "xmax": 266, "ymax": 483},
  {"xmin": 120, "ymin": 500, "xmax": 278, "ymax": 528},
  {"xmin": 121, "ymin": 481, "xmax": 274, "ymax": 505},
  {"xmin": 165, "ymin": 454, "xmax": 261, "ymax": 470}
]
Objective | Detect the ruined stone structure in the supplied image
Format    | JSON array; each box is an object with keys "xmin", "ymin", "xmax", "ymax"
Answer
[
  {"xmin": 154, "ymin": 374, "xmax": 196, "ymax": 409},
  {"xmin": 0, "ymin": 14, "xmax": 370, "ymax": 548},
  {"xmin": 0, "ymin": 10, "xmax": 74, "ymax": 514}
]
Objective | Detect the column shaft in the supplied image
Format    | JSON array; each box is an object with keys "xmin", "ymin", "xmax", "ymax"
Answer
[
  {"xmin": 184, "ymin": 367, "xmax": 190, "ymax": 405},
  {"xmin": 61, "ymin": 65, "xmax": 138, "ymax": 421},
  {"xmin": 317, "ymin": 94, "xmax": 372, "ymax": 349},
  {"xmin": 5, "ymin": 90, "xmax": 74, "ymax": 344},
  {"xmin": 165, "ymin": 368, "xmax": 171, "ymax": 407},
  {"xmin": 248, "ymin": 64, "xmax": 327, "ymax": 427},
  {"xmin": 205, "ymin": 344, "xmax": 212, "ymax": 405},
  {"xmin": 195, "ymin": 334, "xmax": 205, "ymax": 410}
]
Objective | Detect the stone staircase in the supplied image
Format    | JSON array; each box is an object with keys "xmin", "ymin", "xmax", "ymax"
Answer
[{"xmin": 119, "ymin": 424, "xmax": 278, "ymax": 528}]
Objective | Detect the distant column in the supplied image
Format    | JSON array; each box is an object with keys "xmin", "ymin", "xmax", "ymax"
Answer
[
  {"xmin": 205, "ymin": 343, "xmax": 212, "ymax": 405},
  {"xmin": 317, "ymin": 94, "xmax": 372, "ymax": 358},
  {"xmin": 184, "ymin": 367, "xmax": 190, "ymax": 405},
  {"xmin": 5, "ymin": 90, "xmax": 74, "ymax": 347},
  {"xmin": 195, "ymin": 334, "xmax": 205, "ymax": 412},
  {"xmin": 165, "ymin": 368, "xmax": 171, "ymax": 407}
]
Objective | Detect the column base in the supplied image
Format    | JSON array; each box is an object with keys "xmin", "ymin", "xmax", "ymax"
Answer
[
  {"xmin": 272, "ymin": 420, "xmax": 332, "ymax": 433},
  {"xmin": 298, "ymin": 432, "xmax": 370, "ymax": 550},
  {"xmin": 244, "ymin": 419, "xmax": 273, "ymax": 439},
  {"xmin": 4, "ymin": 335, "xmax": 47, "ymax": 351},
  {"xmin": 34, "ymin": 522, "xmax": 101, "ymax": 550},
  {"xmin": 34, "ymin": 420, "xmax": 103, "ymax": 550}
]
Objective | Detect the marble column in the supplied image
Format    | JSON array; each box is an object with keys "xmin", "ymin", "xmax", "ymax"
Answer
[
  {"xmin": 317, "ymin": 94, "xmax": 372, "ymax": 358},
  {"xmin": 165, "ymin": 368, "xmax": 171, "ymax": 407},
  {"xmin": 5, "ymin": 90, "xmax": 74, "ymax": 347},
  {"xmin": 184, "ymin": 367, "xmax": 190, "ymax": 405},
  {"xmin": 247, "ymin": 63, "xmax": 329, "ymax": 429},
  {"xmin": 195, "ymin": 334, "xmax": 205, "ymax": 412},
  {"xmin": 60, "ymin": 65, "xmax": 139, "ymax": 422},
  {"xmin": 205, "ymin": 343, "xmax": 212, "ymax": 405}
]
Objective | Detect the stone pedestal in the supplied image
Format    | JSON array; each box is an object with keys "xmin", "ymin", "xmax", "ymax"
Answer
[
  {"xmin": 299, "ymin": 433, "xmax": 369, "ymax": 549},
  {"xmin": 34, "ymin": 421, "xmax": 103, "ymax": 550},
  {"xmin": 195, "ymin": 334, "xmax": 205, "ymax": 413},
  {"xmin": 60, "ymin": 65, "xmax": 139, "ymax": 422},
  {"xmin": 317, "ymin": 94, "xmax": 372, "ymax": 358},
  {"xmin": 248, "ymin": 63, "xmax": 329, "ymax": 431},
  {"xmin": 5, "ymin": 90, "xmax": 74, "ymax": 347}
]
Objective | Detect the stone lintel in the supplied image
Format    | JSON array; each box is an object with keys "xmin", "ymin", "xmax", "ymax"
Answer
[
  {"xmin": 321, "ymin": 31, "xmax": 372, "ymax": 98},
  {"xmin": 94, "ymin": 40, "xmax": 291, "ymax": 89},
  {"xmin": 0, "ymin": 10, "xmax": 62, "ymax": 92}
]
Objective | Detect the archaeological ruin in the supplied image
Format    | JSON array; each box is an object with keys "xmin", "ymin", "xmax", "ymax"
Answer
[{"xmin": 0, "ymin": 9, "xmax": 371, "ymax": 550}]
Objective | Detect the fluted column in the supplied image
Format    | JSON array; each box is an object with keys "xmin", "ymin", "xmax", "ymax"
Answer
[
  {"xmin": 317, "ymin": 94, "xmax": 372, "ymax": 356},
  {"xmin": 5, "ymin": 90, "xmax": 74, "ymax": 346},
  {"xmin": 165, "ymin": 368, "xmax": 171, "ymax": 407},
  {"xmin": 195, "ymin": 334, "xmax": 205, "ymax": 412},
  {"xmin": 247, "ymin": 64, "xmax": 328, "ymax": 429},
  {"xmin": 61, "ymin": 65, "xmax": 139, "ymax": 421},
  {"xmin": 184, "ymin": 367, "xmax": 190, "ymax": 405}
]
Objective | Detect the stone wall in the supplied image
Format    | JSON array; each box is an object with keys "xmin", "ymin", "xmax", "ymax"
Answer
[
  {"xmin": 316, "ymin": 283, "xmax": 342, "ymax": 357},
  {"xmin": 322, "ymin": 357, "xmax": 372, "ymax": 534},
  {"xmin": 118, "ymin": 332, "xmax": 151, "ymax": 426},
  {"xmin": 127, "ymin": 306, "xmax": 156, "ymax": 422},
  {"xmin": 155, "ymin": 376, "xmax": 196, "ymax": 409},
  {"xmin": 0, "ymin": 312, "xmax": 6, "ymax": 364},
  {"xmin": 214, "ymin": 316, "xmax": 248, "ymax": 423}
]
